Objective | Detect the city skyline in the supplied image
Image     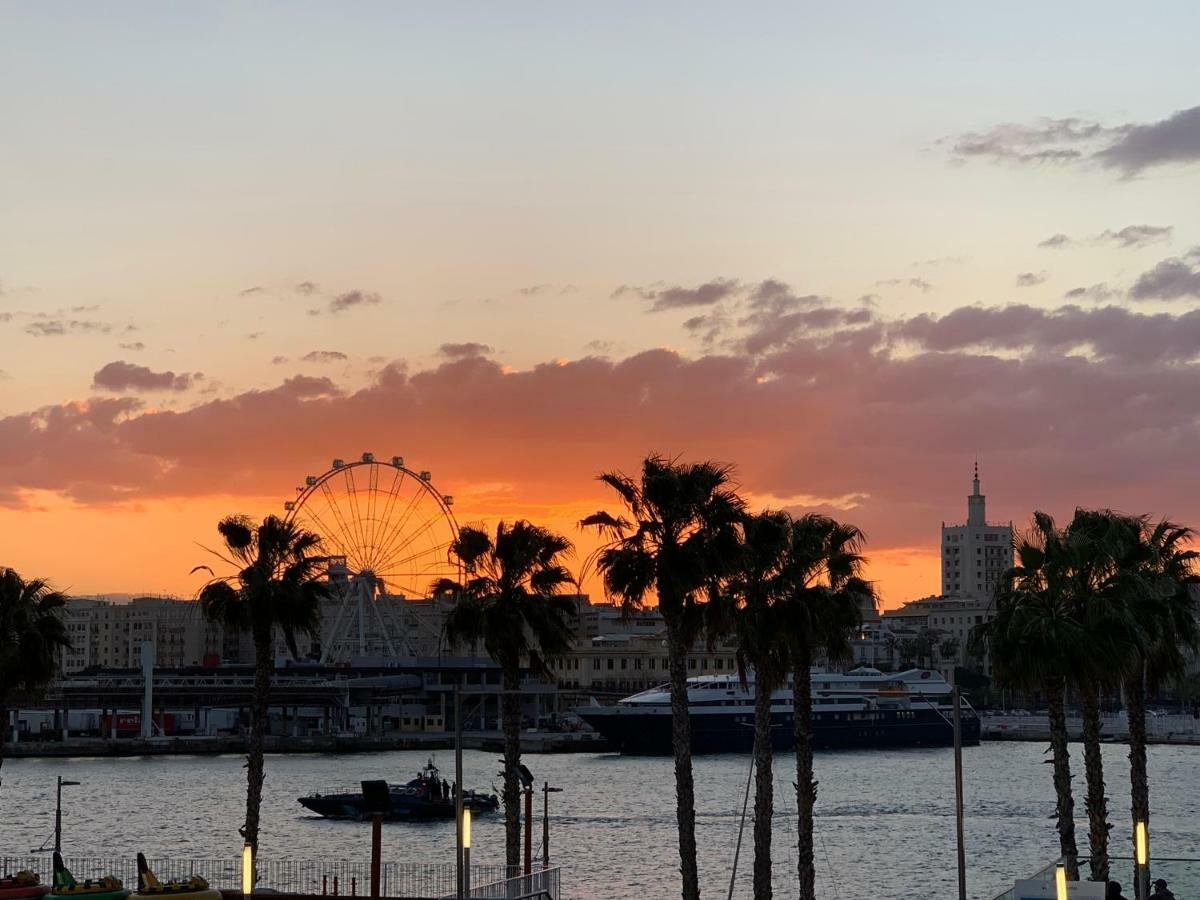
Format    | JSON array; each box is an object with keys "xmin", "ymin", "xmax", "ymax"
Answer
[{"xmin": 3, "ymin": 3, "xmax": 1200, "ymax": 604}]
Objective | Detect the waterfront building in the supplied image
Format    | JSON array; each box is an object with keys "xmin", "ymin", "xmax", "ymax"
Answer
[
  {"xmin": 941, "ymin": 464, "xmax": 1013, "ymax": 599},
  {"xmin": 549, "ymin": 631, "xmax": 739, "ymax": 695},
  {"xmin": 60, "ymin": 596, "xmax": 240, "ymax": 673}
]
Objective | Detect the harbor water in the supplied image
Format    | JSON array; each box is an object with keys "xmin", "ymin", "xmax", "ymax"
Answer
[{"xmin": 1, "ymin": 742, "xmax": 1197, "ymax": 899}]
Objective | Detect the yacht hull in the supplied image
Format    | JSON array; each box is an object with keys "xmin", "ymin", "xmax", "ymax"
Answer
[{"xmin": 577, "ymin": 706, "xmax": 980, "ymax": 754}]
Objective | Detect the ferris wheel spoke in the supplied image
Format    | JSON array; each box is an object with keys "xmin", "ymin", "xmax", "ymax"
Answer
[
  {"xmin": 371, "ymin": 482, "xmax": 429, "ymax": 573},
  {"xmin": 297, "ymin": 503, "xmax": 357, "ymax": 563},
  {"xmin": 361, "ymin": 463, "xmax": 384, "ymax": 569},
  {"xmin": 374, "ymin": 510, "xmax": 448, "ymax": 574},
  {"xmin": 342, "ymin": 467, "xmax": 374, "ymax": 569},
  {"xmin": 364, "ymin": 466, "xmax": 404, "ymax": 571},
  {"xmin": 319, "ymin": 480, "xmax": 367, "ymax": 569},
  {"xmin": 375, "ymin": 538, "xmax": 452, "ymax": 578}
]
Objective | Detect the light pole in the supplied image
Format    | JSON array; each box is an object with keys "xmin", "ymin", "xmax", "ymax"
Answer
[
  {"xmin": 53, "ymin": 776, "xmax": 80, "ymax": 853},
  {"xmin": 461, "ymin": 809, "xmax": 471, "ymax": 896},
  {"xmin": 454, "ymin": 685, "xmax": 464, "ymax": 900},
  {"xmin": 1135, "ymin": 820, "xmax": 1149, "ymax": 900}
]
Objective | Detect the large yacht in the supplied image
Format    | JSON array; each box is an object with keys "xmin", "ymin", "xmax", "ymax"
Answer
[{"xmin": 575, "ymin": 667, "xmax": 980, "ymax": 754}]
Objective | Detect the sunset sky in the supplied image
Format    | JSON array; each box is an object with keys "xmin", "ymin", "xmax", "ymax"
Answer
[{"xmin": 3, "ymin": 3, "xmax": 1200, "ymax": 607}]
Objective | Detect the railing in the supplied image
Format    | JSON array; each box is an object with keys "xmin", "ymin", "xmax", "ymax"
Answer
[
  {"xmin": 446, "ymin": 867, "xmax": 560, "ymax": 900},
  {"xmin": 0, "ymin": 857, "xmax": 527, "ymax": 899},
  {"xmin": 990, "ymin": 856, "xmax": 1200, "ymax": 900}
]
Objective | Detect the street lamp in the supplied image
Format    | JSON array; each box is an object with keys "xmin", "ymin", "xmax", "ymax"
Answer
[
  {"xmin": 461, "ymin": 809, "xmax": 471, "ymax": 896},
  {"xmin": 241, "ymin": 842, "xmax": 254, "ymax": 897},
  {"xmin": 1135, "ymin": 821, "xmax": 1149, "ymax": 899},
  {"xmin": 1054, "ymin": 865, "xmax": 1067, "ymax": 900}
]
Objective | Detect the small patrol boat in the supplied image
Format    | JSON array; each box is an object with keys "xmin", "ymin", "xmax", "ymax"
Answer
[
  {"xmin": 128, "ymin": 855, "xmax": 219, "ymax": 900},
  {"xmin": 298, "ymin": 757, "xmax": 499, "ymax": 821},
  {"xmin": 46, "ymin": 855, "xmax": 129, "ymax": 900}
]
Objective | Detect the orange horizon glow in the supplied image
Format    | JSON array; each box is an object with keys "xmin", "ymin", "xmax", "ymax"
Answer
[{"xmin": 0, "ymin": 486, "xmax": 937, "ymax": 611}]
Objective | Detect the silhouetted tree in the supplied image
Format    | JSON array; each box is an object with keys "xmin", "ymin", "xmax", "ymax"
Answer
[
  {"xmin": 434, "ymin": 521, "xmax": 576, "ymax": 873},
  {"xmin": 583, "ymin": 456, "xmax": 743, "ymax": 900},
  {"xmin": 778, "ymin": 515, "xmax": 874, "ymax": 900},
  {"xmin": 0, "ymin": 568, "xmax": 70, "ymax": 796},
  {"xmin": 195, "ymin": 515, "xmax": 330, "ymax": 860}
]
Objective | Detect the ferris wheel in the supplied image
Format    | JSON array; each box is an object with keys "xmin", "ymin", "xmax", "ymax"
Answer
[{"xmin": 284, "ymin": 452, "xmax": 461, "ymax": 663}]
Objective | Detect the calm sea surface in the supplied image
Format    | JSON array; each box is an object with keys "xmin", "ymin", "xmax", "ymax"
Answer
[{"xmin": 1, "ymin": 743, "xmax": 1197, "ymax": 899}]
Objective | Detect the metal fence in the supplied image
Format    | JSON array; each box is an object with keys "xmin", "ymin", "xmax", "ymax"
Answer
[
  {"xmin": 0, "ymin": 857, "xmax": 548, "ymax": 899},
  {"xmin": 449, "ymin": 867, "xmax": 560, "ymax": 900}
]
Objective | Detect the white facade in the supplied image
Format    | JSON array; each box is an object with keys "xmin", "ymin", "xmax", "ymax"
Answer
[{"xmin": 940, "ymin": 466, "xmax": 1013, "ymax": 600}]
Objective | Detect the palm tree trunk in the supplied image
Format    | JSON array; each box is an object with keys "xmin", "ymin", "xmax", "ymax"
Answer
[
  {"xmin": 1124, "ymin": 665, "xmax": 1150, "ymax": 900},
  {"xmin": 752, "ymin": 674, "xmax": 774, "ymax": 900},
  {"xmin": 0, "ymin": 702, "xmax": 7, "ymax": 796},
  {"xmin": 242, "ymin": 627, "xmax": 272, "ymax": 857},
  {"xmin": 1045, "ymin": 679, "xmax": 1079, "ymax": 880},
  {"xmin": 666, "ymin": 617, "xmax": 701, "ymax": 900},
  {"xmin": 1079, "ymin": 682, "xmax": 1110, "ymax": 882},
  {"xmin": 793, "ymin": 647, "xmax": 817, "ymax": 900},
  {"xmin": 501, "ymin": 660, "xmax": 522, "ymax": 875}
]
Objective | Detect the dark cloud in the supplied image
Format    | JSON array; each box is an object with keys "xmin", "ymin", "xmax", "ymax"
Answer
[
  {"xmin": 584, "ymin": 339, "xmax": 614, "ymax": 354},
  {"xmin": 295, "ymin": 281, "xmax": 319, "ymax": 296},
  {"xmin": 614, "ymin": 278, "xmax": 740, "ymax": 311},
  {"xmin": 1129, "ymin": 248, "xmax": 1200, "ymax": 301},
  {"xmin": 92, "ymin": 361, "xmax": 198, "ymax": 393},
  {"xmin": 271, "ymin": 356, "xmax": 288, "ymax": 365},
  {"xmin": 1043, "ymin": 225, "xmax": 1173, "ymax": 251},
  {"xmin": 1039, "ymin": 233, "xmax": 1073, "ymax": 249},
  {"xmin": 300, "ymin": 350, "xmax": 349, "ymax": 363},
  {"xmin": 239, "ymin": 286, "xmax": 263, "ymax": 296},
  {"xmin": 1095, "ymin": 105, "xmax": 1200, "ymax": 176},
  {"xmin": 1063, "ymin": 283, "xmax": 1118, "ymax": 302},
  {"xmin": 948, "ymin": 117, "xmax": 1117, "ymax": 164},
  {"xmin": 952, "ymin": 105, "xmax": 1200, "ymax": 177},
  {"xmin": 438, "ymin": 342, "xmax": 493, "ymax": 359},
  {"xmin": 519, "ymin": 284, "xmax": 551, "ymax": 296},
  {"xmin": 12, "ymin": 298, "xmax": 1200, "ymax": 572},
  {"xmin": 875, "ymin": 278, "xmax": 933, "ymax": 293},
  {"xmin": 1016, "ymin": 272, "xmax": 1048, "ymax": 288},
  {"xmin": 327, "ymin": 290, "xmax": 382, "ymax": 314},
  {"xmin": 1096, "ymin": 225, "xmax": 1173, "ymax": 248},
  {"xmin": 26, "ymin": 319, "xmax": 113, "ymax": 337}
]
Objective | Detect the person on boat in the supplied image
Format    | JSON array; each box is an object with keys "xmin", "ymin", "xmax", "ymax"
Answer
[
  {"xmin": 443, "ymin": 778, "xmax": 450, "ymax": 798},
  {"xmin": 1150, "ymin": 878, "xmax": 1176, "ymax": 900},
  {"xmin": 1106, "ymin": 882, "xmax": 1130, "ymax": 900}
]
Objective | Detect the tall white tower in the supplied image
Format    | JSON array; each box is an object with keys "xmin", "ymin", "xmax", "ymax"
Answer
[{"xmin": 940, "ymin": 463, "xmax": 1013, "ymax": 599}]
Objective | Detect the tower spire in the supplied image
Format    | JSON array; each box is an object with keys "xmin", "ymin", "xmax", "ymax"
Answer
[{"xmin": 967, "ymin": 458, "xmax": 985, "ymax": 526}]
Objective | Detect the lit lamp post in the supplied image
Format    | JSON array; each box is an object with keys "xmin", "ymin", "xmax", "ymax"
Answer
[
  {"xmin": 241, "ymin": 842, "xmax": 254, "ymax": 897},
  {"xmin": 1054, "ymin": 864, "xmax": 1067, "ymax": 900},
  {"xmin": 1135, "ymin": 820, "xmax": 1149, "ymax": 900},
  {"xmin": 461, "ymin": 809, "xmax": 471, "ymax": 896}
]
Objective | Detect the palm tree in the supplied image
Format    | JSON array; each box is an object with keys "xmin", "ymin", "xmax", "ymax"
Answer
[
  {"xmin": 973, "ymin": 512, "xmax": 1082, "ymax": 880},
  {"xmin": 778, "ymin": 514, "xmax": 874, "ymax": 900},
  {"xmin": 194, "ymin": 515, "xmax": 330, "ymax": 860},
  {"xmin": 0, "ymin": 568, "xmax": 70, "ymax": 794},
  {"xmin": 1121, "ymin": 519, "xmax": 1200, "ymax": 897},
  {"xmin": 1061, "ymin": 508, "xmax": 1146, "ymax": 883},
  {"xmin": 433, "ymin": 521, "xmax": 576, "ymax": 873},
  {"xmin": 713, "ymin": 510, "xmax": 792, "ymax": 900},
  {"xmin": 582, "ymin": 456, "xmax": 744, "ymax": 900}
]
